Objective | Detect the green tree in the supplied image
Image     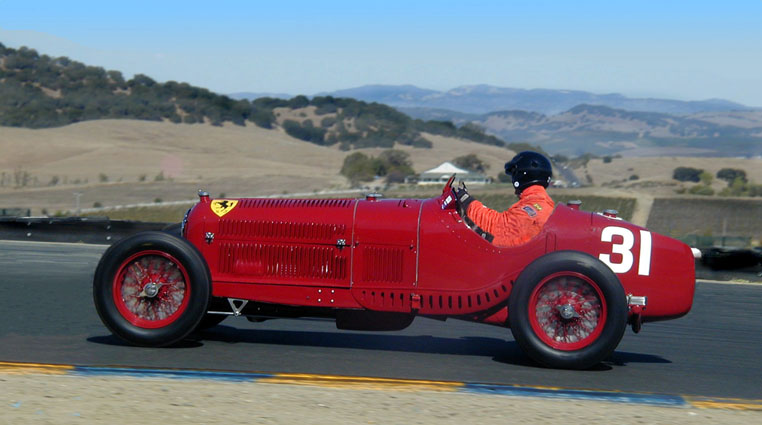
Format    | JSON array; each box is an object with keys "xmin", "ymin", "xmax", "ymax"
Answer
[
  {"xmin": 288, "ymin": 95, "xmax": 309, "ymax": 109},
  {"xmin": 673, "ymin": 167, "xmax": 703, "ymax": 182},
  {"xmin": 282, "ymin": 119, "xmax": 326, "ymax": 144},
  {"xmin": 453, "ymin": 154, "xmax": 489, "ymax": 173},
  {"xmin": 340, "ymin": 152, "xmax": 376, "ymax": 184},
  {"xmin": 378, "ymin": 150, "xmax": 412, "ymax": 170},
  {"xmin": 716, "ymin": 168, "xmax": 747, "ymax": 185}
]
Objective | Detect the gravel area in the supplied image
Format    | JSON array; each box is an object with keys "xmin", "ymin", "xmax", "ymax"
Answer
[{"xmin": 1, "ymin": 373, "xmax": 759, "ymax": 425}]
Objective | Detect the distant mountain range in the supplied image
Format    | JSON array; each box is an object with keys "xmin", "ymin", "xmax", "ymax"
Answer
[
  {"xmin": 232, "ymin": 85, "xmax": 762, "ymax": 156},
  {"xmin": 469, "ymin": 105, "xmax": 762, "ymax": 156},
  {"xmin": 229, "ymin": 92, "xmax": 292, "ymax": 101},
  {"xmin": 320, "ymin": 84, "xmax": 756, "ymax": 116}
]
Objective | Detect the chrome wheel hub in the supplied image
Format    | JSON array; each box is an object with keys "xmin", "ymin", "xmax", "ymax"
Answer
[
  {"xmin": 142, "ymin": 282, "xmax": 160, "ymax": 298},
  {"xmin": 557, "ymin": 304, "xmax": 579, "ymax": 320}
]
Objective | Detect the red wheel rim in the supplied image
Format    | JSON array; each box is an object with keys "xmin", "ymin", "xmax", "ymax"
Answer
[
  {"xmin": 112, "ymin": 250, "xmax": 191, "ymax": 329},
  {"xmin": 528, "ymin": 272, "xmax": 607, "ymax": 351}
]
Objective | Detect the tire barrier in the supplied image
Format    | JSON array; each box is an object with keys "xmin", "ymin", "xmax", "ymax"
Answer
[{"xmin": 0, "ymin": 217, "xmax": 169, "ymax": 244}]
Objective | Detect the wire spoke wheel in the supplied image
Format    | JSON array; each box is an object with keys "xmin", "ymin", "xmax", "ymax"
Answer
[
  {"xmin": 509, "ymin": 251, "xmax": 627, "ymax": 369},
  {"xmin": 113, "ymin": 251, "xmax": 191, "ymax": 329},
  {"xmin": 529, "ymin": 273, "xmax": 606, "ymax": 351},
  {"xmin": 93, "ymin": 231, "xmax": 210, "ymax": 347}
]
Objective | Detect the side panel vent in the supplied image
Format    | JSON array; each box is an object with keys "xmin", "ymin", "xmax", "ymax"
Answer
[
  {"xmin": 218, "ymin": 220, "xmax": 347, "ymax": 242},
  {"xmin": 361, "ymin": 246, "xmax": 404, "ymax": 283},
  {"xmin": 357, "ymin": 290, "xmax": 409, "ymax": 311},
  {"xmin": 240, "ymin": 199, "xmax": 354, "ymax": 209},
  {"xmin": 219, "ymin": 242, "xmax": 347, "ymax": 282}
]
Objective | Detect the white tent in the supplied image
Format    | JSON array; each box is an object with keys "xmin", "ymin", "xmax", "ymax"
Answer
[{"xmin": 416, "ymin": 162, "xmax": 489, "ymax": 185}]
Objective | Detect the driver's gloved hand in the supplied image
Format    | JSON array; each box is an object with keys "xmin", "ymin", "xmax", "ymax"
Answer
[{"xmin": 454, "ymin": 181, "xmax": 474, "ymax": 215}]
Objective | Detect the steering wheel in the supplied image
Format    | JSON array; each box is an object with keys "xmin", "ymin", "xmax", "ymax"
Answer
[
  {"xmin": 442, "ymin": 174, "xmax": 456, "ymax": 195},
  {"xmin": 440, "ymin": 174, "xmax": 475, "ymax": 229}
]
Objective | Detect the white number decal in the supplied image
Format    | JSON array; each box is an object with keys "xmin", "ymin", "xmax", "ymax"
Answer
[
  {"xmin": 638, "ymin": 230, "xmax": 652, "ymax": 276},
  {"xmin": 599, "ymin": 226, "xmax": 652, "ymax": 276}
]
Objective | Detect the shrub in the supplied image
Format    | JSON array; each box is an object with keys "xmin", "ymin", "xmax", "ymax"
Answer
[
  {"xmin": 699, "ymin": 171, "xmax": 713, "ymax": 185},
  {"xmin": 386, "ymin": 170, "xmax": 408, "ymax": 184},
  {"xmin": 453, "ymin": 154, "xmax": 489, "ymax": 173},
  {"xmin": 409, "ymin": 137, "xmax": 433, "ymax": 148},
  {"xmin": 340, "ymin": 149, "xmax": 414, "ymax": 184},
  {"xmin": 315, "ymin": 103, "xmax": 338, "ymax": 115},
  {"xmin": 716, "ymin": 168, "xmax": 747, "ymax": 185},
  {"xmin": 287, "ymin": 95, "xmax": 309, "ymax": 109},
  {"xmin": 283, "ymin": 119, "xmax": 326, "ymax": 144},
  {"xmin": 688, "ymin": 184, "xmax": 714, "ymax": 196},
  {"xmin": 673, "ymin": 167, "xmax": 703, "ymax": 182},
  {"xmin": 340, "ymin": 152, "xmax": 376, "ymax": 184}
]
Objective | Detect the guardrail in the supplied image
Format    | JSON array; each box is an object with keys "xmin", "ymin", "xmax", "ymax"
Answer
[{"xmin": 0, "ymin": 217, "xmax": 168, "ymax": 244}]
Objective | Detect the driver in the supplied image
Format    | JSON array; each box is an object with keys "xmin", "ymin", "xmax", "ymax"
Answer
[{"xmin": 455, "ymin": 151, "xmax": 554, "ymax": 247}]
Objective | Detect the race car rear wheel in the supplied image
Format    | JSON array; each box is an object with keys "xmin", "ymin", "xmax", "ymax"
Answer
[
  {"xmin": 509, "ymin": 251, "xmax": 627, "ymax": 369},
  {"xmin": 93, "ymin": 231, "xmax": 210, "ymax": 346}
]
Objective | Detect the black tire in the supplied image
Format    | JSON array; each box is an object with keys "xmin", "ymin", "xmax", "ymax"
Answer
[
  {"xmin": 93, "ymin": 231, "xmax": 211, "ymax": 347},
  {"xmin": 509, "ymin": 251, "xmax": 627, "ymax": 369},
  {"xmin": 195, "ymin": 297, "xmax": 229, "ymax": 330}
]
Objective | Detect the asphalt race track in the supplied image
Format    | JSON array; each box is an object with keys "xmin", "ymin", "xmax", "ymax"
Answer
[{"xmin": 1, "ymin": 240, "xmax": 760, "ymax": 400}]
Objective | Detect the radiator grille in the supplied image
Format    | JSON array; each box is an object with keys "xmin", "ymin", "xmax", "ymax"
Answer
[
  {"xmin": 219, "ymin": 243, "xmax": 347, "ymax": 281},
  {"xmin": 362, "ymin": 246, "xmax": 404, "ymax": 283},
  {"xmin": 218, "ymin": 220, "xmax": 347, "ymax": 241},
  {"xmin": 239, "ymin": 198, "xmax": 354, "ymax": 209}
]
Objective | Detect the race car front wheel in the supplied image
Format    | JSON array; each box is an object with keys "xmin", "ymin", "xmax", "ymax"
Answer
[
  {"xmin": 509, "ymin": 251, "xmax": 627, "ymax": 369},
  {"xmin": 93, "ymin": 231, "xmax": 211, "ymax": 346}
]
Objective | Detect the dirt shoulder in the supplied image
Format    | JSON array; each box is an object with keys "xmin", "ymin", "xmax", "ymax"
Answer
[{"xmin": 1, "ymin": 373, "xmax": 758, "ymax": 425}]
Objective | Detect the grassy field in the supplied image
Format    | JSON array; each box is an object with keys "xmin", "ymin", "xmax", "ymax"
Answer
[{"xmin": 83, "ymin": 205, "xmax": 192, "ymax": 223}]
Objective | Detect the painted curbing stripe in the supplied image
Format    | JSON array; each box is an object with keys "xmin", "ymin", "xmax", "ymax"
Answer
[
  {"xmin": 3, "ymin": 361, "xmax": 761, "ymax": 410},
  {"xmin": 0, "ymin": 361, "xmax": 74, "ymax": 375},
  {"xmin": 71, "ymin": 365, "xmax": 274, "ymax": 382},
  {"xmin": 685, "ymin": 396, "xmax": 762, "ymax": 411},
  {"xmin": 464, "ymin": 383, "xmax": 687, "ymax": 407},
  {"xmin": 261, "ymin": 373, "xmax": 462, "ymax": 391}
]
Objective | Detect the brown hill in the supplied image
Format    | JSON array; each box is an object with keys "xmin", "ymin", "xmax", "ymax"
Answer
[{"xmin": 0, "ymin": 119, "xmax": 515, "ymax": 213}]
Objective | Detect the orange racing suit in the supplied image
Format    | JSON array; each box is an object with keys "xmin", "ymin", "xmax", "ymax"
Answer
[{"xmin": 465, "ymin": 185, "xmax": 554, "ymax": 247}]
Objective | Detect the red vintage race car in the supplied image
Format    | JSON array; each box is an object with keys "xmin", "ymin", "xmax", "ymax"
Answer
[{"xmin": 93, "ymin": 177, "xmax": 697, "ymax": 369}]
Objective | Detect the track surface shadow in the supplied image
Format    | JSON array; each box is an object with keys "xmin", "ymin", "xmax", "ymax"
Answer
[{"xmin": 88, "ymin": 325, "xmax": 670, "ymax": 370}]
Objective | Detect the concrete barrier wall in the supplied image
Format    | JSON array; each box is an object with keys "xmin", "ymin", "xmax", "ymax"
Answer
[{"xmin": 0, "ymin": 217, "xmax": 169, "ymax": 244}]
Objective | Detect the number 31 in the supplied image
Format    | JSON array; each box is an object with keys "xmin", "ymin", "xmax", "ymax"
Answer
[{"xmin": 599, "ymin": 226, "xmax": 652, "ymax": 276}]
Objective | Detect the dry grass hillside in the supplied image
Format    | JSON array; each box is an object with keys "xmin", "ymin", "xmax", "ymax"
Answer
[
  {"xmin": 576, "ymin": 156, "xmax": 762, "ymax": 196},
  {"xmin": 3, "ymin": 119, "xmax": 762, "ymax": 216},
  {"xmin": 0, "ymin": 120, "xmax": 514, "ymax": 214}
]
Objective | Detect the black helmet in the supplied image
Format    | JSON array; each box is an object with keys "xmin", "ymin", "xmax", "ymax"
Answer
[{"xmin": 504, "ymin": 151, "xmax": 552, "ymax": 194}]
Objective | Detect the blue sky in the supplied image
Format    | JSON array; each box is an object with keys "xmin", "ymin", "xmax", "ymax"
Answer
[{"xmin": 1, "ymin": 0, "xmax": 761, "ymax": 105}]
